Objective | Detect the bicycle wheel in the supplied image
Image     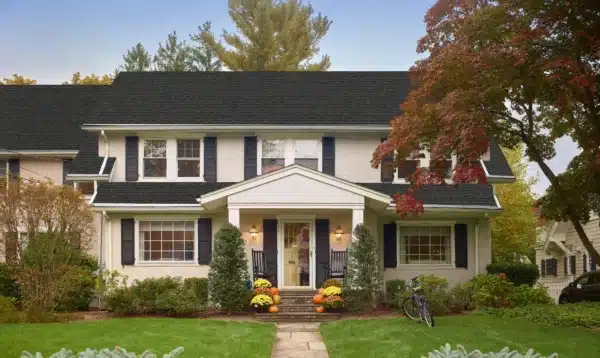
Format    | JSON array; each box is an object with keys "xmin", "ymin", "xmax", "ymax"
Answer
[
  {"xmin": 420, "ymin": 303, "xmax": 435, "ymax": 327},
  {"xmin": 402, "ymin": 296, "xmax": 420, "ymax": 320}
]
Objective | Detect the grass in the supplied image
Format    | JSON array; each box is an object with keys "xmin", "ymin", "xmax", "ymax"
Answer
[
  {"xmin": 320, "ymin": 315, "xmax": 600, "ymax": 358},
  {"xmin": 0, "ymin": 318, "xmax": 276, "ymax": 357}
]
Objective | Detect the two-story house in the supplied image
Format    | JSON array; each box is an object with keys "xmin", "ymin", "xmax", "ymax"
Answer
[{"xmin": 1, "ymin": 71, "xmax": 514, "ymax": 289}]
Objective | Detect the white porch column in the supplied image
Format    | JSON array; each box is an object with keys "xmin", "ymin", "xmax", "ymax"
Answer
[
  {"xmin": 351, "ymin": 208, "xmax": 364, "ymax": 241},
  {"xmin": 228, "ymin": 208, "xmax": 240, "ymax": 228}
]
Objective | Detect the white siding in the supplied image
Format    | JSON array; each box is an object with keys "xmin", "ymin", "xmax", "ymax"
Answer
[
  {"xmin": 20, "ymin": 159, "xmax": 64, "ymax": 184},
  {"xmin": 335, "ymin": 137, "xmax": 381, "ymax": 183},
  {"xmin": 217, "ymin": 136, "xmax": 245, "ymax": 182}
]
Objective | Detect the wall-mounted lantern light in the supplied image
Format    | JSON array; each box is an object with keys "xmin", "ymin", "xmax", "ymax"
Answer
[
  {"xmin": 249, "ymin": 225, "xmax": 259, "ymax": 241},
  {"xmin": 335, "ymin": 226, "xmax": 344, "ymax": 242}
]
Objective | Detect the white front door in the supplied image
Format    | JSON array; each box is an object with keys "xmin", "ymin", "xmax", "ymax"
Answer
[{"xmin": 278, "ymin": 219, "xmax": 315, "ymax": 289}]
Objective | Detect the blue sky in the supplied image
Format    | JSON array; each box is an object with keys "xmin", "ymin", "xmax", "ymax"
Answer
[{"xmin": 0, "ymin": 0, "xmax": 578, "ymax": 194}]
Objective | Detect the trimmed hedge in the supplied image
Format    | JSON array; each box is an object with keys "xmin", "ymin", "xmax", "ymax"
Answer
[
  {"xmin": 385, "ymin": 279, "xmax": 405, "ymax": 308},
  {"xmin": 476, "ymin": 302, "xmax": 600, "ymax": 328},
  {"xmin": 486, "ymin": 262, "xmax": 539, "ymax": 286}
]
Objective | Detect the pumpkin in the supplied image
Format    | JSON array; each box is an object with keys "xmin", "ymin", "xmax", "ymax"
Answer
[
  {"xmin": 318, "ymin": 288, "xmax": 324, "ymax": 295},
  {"xmin": 272, "ymin": 295, "xmax": 281, "ymax": 305},
  {"xmin": 268, "ymin": 305, "xmax": 279, "ymax": 313},
  {"xmin": 270, "ymin": 287, "xmax": 280, "ymax": 295},
  {"xmin": 315, "ymin": 306, "xmax": 325, "ymax": 313},
  {"xmin": 313, "ymin": 294, "xmax": 324, "ymax": 304}
]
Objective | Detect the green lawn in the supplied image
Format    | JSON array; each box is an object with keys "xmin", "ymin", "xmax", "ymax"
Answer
[
  {"xmin": 320, "ymin": 315, "xmax": 600, "ymax": 358},
  {"xmin": 0, "ymin": 318, "xmax": 276, "ymax": 357}
]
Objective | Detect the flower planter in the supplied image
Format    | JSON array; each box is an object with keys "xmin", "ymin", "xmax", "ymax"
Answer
[
  {"xmin": 255, "ymin": 306, "xmax": 269, "ymax": 313},
  {"xmin": 325, "ymin": 307, "xmax": 344, "ymax": 313}
]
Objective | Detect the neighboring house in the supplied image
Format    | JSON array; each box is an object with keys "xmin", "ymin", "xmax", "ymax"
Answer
[
  {"xmin": 0, "ymin": 72, "xmax": 515, "ymax": 289},
  {"xmin": 536, "ymin": 215, "xmax": 599, "ymax": 281}
]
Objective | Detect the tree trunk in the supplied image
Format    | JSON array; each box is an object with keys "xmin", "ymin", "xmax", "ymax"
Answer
[{"xmin": 528, "ymin": 144, "xmax": 600, "ymax": 264}]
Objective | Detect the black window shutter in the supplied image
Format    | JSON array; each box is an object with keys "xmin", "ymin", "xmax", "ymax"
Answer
[
  {"xmin": 5, "ymin": 232, "xmax": 17, "ymax": 263},
  {"xmin": 315, "ymin": 219, "xmax": 330, "ymax": 286},
  {"xmin": 592, "ymin": 257, "xmax": 597, "ymax": 271},
  {"xmin": 125, "ymin": 136, "xmax": 139, "ymax": 182},
  {"xmin": 552, "ymin": 258, "xmax": 558, "ymax": 276},
  {"xmin": 564, "ymin": 256, "xmax": 568, "ymax": 276},
  {"xmin": 380, "ymin": 138, "xmax": 394, "ymax": 182},
  {"xmin": 383, "ymin": 222, "xmax": 397, "ymax": 268},
  {"xmin": 8, "ymin": 159, "xmax": 19, "ymax": 180},
  {"xmin": 322, "ymin": 137, "xmax": 335, "ymax": 176},
  {"xmin": 454, "ymin": 223, "xmax": 468, "ymax": 268},
  {"xmin": 197, "ymin": 218, "xmax": 212, "ymax": 264},
  {"xmin": 121, "ymin": 218, "xmax": 135, "ymax": 265},
  {"xmin": 570, "ymin": 255, "xmax": 576, "ymax": 275},
  {"xmin": 263, "ymin": 219, "xmax": 278, "ymax": 286},
  {"xmin": 244, "ymin": 136, "xmax": 258, "ymax": 180},
  {"xmin": 203, "ymin": 137, "xmax": 217, "ymax": 182},
  {"xmin": 63, "ymin": 159, "xmax": 73, "ymax": 186},
  {"xmin": 584, "ymin": 254, "xmax": 588, "ymax": 272},
  {"xmin": 541, "ymin": 259, "xmax": 546, "ymax": 277}
]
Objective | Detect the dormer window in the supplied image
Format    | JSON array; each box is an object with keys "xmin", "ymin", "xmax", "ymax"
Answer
[
  {"xmin": 139, "ymin": 138, "xmax": 204, "ymax": 181},
  {"xmin": 258, "ymin": 138, "xmax": 322, "ymax": 175}
]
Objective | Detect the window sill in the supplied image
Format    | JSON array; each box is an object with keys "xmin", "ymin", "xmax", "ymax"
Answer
[
  {"xmin": 391, "ymin": 264, "xmax": 455, "ymax": 269},
  {"xmin": 134, "ymin": 262, "xmax": 201, "ymax": 267}
]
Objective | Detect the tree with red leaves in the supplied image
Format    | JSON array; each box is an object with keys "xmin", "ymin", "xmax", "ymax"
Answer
[{"xmin": 372, "ymin": 0, "xmax": 600, "ymax": 263}]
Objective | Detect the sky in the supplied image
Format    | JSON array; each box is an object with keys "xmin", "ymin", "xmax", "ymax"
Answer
[{"xmin": 0, "ymin": 0, "xmax": 579, "ymax": 195}]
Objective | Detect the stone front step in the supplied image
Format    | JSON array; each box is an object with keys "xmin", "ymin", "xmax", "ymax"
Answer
[
  {"xmin": 255, "ymin": 312, "xmax": 340, "ymax": 322},
  {"xmin": 278, "ymin": 290, "xmax": 318, "ymax": 305},
  {"xmin": 277, "ymin": 303, "xmax": 319, "ymax": 313}
]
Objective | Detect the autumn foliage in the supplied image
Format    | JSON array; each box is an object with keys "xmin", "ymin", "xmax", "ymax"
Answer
[{"xmin": 372, "ymin": 0, "xmax": 600, "ymax": 261}]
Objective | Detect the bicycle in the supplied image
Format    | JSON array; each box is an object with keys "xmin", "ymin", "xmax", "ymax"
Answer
[{"xmin": 402, "ymin": 276, "xmax": 435, "ymax": 327}]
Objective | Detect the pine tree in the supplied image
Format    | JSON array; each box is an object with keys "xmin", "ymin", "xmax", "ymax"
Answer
[
  {"xmin": 201, "ymin": 0, "xmax": 332, "ymax": 70},
  {"xmin": 188, "ymin": 22, "xmax": 222, "ymax": 72},
  {"xmin": 208, "ymin": 224, "xmax": 250, "ymax": 313},
  {"xmin": 153, "ymin": 31, "xmax": 189, "ymax": 71},
  {"xmin": 344, "ymin": 224, "xmax": 383, "ymax": 311},
  {"xmin": 120, "ymin": 43, "xmax": 152, "ymax": 72}
]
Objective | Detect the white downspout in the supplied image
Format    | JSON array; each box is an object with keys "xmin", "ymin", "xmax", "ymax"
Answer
[
  {"xmin": 102, "ymin": 211, "xmax": 112, "ymax": 271},
  {"xmin": 475, "ymin": 220, "xmax": 480, "ymax": 275}
]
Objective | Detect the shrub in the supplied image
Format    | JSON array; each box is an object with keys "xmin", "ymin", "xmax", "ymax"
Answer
[
  {"xmin": 208, "ymin": 224, "xmax": 250, "ymax": 313},
  {"xmin": 509, "ymin": 284, "xmax": 553, "ymax": 307},
  {"xmin": 424, "ymin": 343, "xmax": 557, "ymax": 358},
  {"xmin": 486, "ymin": 262, "xmax": 539, "ymax": 286},
  {"xmin": 0, "ymin": 263, "xmax": 20, "ymax": 300},
  {"xmin": 183, "ymin": 277, "xmax": 209, "ymax": 307},
  {"xmin": 0, "ymin": 296, "xmax": 21, "ymax": 323},
  {"xmin": 21, "ymin": 346, "xmax": 184, "ymax": 358},
  {"xmin": 104, "ymin": 277, "xmax": 204, "ymax": 315},
  {"xmin": 448, "ymin": 281, "xmax": 475, "ymax": 312},
  {"xmin": 322, "ymin": 295, "xmax": 344, "ymax": 309},
  {"xmin": 476, "ymin": 302, "xmax": 600, "ymax": 329},
  {"xmin": 385, "ymin": 279, "xmax": 405, "ymax": 308},
  {"xmin": 416, "ymin": 274, "xmax": 451, "ymax": 316},
  {"xmin": 322, "ymin": 279, "xmax": 341, "ymax": 288},
  {"xmin": 344, "ymin": 224, "xmax": 383, "ymax": 312},
  {"xmin": 470, "ymin": 274, "xmax": 514, "ymax": 308},
  {"xmin": 342, "ymin": 289, "xmax": 372, "ymax": 313}
]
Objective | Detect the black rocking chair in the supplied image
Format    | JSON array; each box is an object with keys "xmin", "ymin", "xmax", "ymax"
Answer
[
  {"xmin": 252, "ymin": 249, "xmax": 277, "ymax": 285},
  {"xmin": 323, "ymin": 249, "xmax": 347, "ymax": 285}
]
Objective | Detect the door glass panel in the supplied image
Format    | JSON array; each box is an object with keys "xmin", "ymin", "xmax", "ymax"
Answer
[{"xmin": 283, "ymin": 223, "xmax": 310, "ymax": 287}]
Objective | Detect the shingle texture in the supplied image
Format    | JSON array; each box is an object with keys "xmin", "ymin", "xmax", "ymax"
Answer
[
  {"xmin": 94, "ymin": 182, "xmax": 236, "ymax": 204},
  {"xmin": 86, "ymin": 71, "xmax": 410, "ymax": 125},
  {"xmin": 484, "ymin": 138, "xmax": 514, "ymax": 177},
  {"xmin": 357, "ymin": 183, "xmax": 498, "ymax": 207}
]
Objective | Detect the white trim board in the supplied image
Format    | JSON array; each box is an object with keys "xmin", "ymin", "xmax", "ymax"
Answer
[{"xmin": 82, "ymin": 124, "xmax": 392, "ymax": 133}]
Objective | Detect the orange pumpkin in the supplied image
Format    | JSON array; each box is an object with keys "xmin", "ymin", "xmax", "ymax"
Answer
[
  {"xmin": 313, "ymin": 294, "xmax": 324, "ymax": 304},
  {"xmin": 270, "ymin": 287, "xmax": 280, "ymax": 295},
  {"xmin": 318, "ymin": 288, "xmax": 324, "ymax": 294},
  {"xmin": 272, "ymin": 295, "xmax": 281, "ymax": 305},
  {"xmin": 315, "ymin": 306, "xmax": 325, "ymax": 313},
  {"xmin": 268, "ymin": 305, "xmax": 279, "ymax": 313}
]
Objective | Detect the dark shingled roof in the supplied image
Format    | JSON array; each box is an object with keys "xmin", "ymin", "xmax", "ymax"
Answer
[
  {"xmin": 0, "ymin": 85, "xmax": 109, "ymax": 151},
  {"xmin": 484, "ymin": 138, "xmax": 514, "ymax": 178},
  {"xmin": 93, "ymin": 181, "xmax": 498, "ymax": 207},
  {"xmin": 357, "ymin": 183, "xmax": 498, "ymax": 207},
  {"xmin": 94, "ymin": 182, "xmax": 236, "ymax": 204},
  {"xmin": 85, "ymin": 71, "xmax": 410, "ymax": 125}
]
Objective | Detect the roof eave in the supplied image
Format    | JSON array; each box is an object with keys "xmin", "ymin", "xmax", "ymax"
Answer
[{"xmin": 82, "ymin": 124, "xmax": 391, "ymax": 133}]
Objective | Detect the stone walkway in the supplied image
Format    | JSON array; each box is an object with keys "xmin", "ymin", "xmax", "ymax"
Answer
[{"xmin": 272, "ymin": 323, "xmax": 329, "ymax": 358}]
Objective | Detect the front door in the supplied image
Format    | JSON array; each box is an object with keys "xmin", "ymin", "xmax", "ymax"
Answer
[{"xmin": 280, "ymin": 221, "xmax": 314, "ymax": 288}]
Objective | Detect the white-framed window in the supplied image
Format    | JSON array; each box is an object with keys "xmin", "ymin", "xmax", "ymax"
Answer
[
  {"xmin": 137, "ymin": 220, "xmax": 196, "ymax": 262},
  {"xmin": 261, "ymin": 139, "xmax": 286, "ymax": 174},
  {"xmin": 177, "ymin": 139, "xmax": 201, "ymax": 178},
  {"xmin": 397, "ymin": 224, "xmax": 454, "ymax": 265},
  {"xmin": 294, "ymin": 140, "xmax": 319, "ymax": 171},
  {"xmin": 139, "ymin": 138, "xmax": 204, "ymax": 181},
  {"xmin": 257, "ymin": 138, "xmax": 322, "ymax": 175}
]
